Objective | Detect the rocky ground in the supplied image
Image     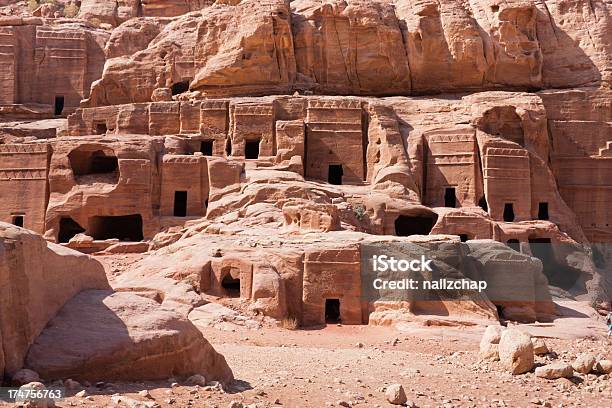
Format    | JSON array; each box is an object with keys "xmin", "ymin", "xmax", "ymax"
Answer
[{"xmin": 4, "ymin": 254, "xmax": 610, "ymax": 408}]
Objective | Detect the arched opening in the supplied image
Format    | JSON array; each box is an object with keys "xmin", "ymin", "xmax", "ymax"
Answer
[
  {"xmin": 325, "ymin": 299, "xmax": 341, "ymax": 324},
  {"xmin": 503, "ymin": 203, "xmax": 515, "ymax": 222},
  {"xmin": 477, "ymin": 106, "xmax": 524, "ymax": 146},
  {"xmin": 394, "ymin": 213, "xmax": 438, "ymax": 236},
  {"xmin": 54, "ymin": 95, "xmax": 64, "ymax": 116},
  {"xmin": 459, "ymin": 233, "xmax": 469, "ymax": 242},
  {"xmin": 69, "ymin": 148, "xmax": 119, "ymax": 184},
  {"xmin": 174, "ymin": 191, "xmax": 187, "ymax": 217},
  {"xmin": 171, "ymin": 81, "xmax": 190, "ymax": 95},
  {"xmin": 58, "ymin": 217, "xmax": 85, "ymax": 243},
  {"xmin": 328, "ymin": 164, "xmax": 343, "ymax": 185},
  {"xmin": 245, "ymin": 139, "xmax": 261, "ymax": 159},
  {"xmin": 507, "ymin": 239, "xmax": 520, "ymax": 252},
  {"xmin": 88, "ymin": 214, "xmax": 143, "ymax": 242},
  {"xmin": 444, "ymin": 187, "xmax": 456, "ymax": 208},
  {"xmin": 221, "ymin": 274, "xmax": 240, "ymax": 298},
  {"xmin": 537, "ymin": 202, "xmax": 549, "ymax": 220}
]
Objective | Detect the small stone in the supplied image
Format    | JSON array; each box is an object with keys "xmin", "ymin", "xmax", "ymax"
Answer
[
  {"xmin": 535, "ymin": 363, "xmax": 574, "ymax": 379},
  {"xmin": 228, "ymin": 401, "xmax": 244, "ymax": 408},
  {"xmin": 356, "ymin": 342, "xmax": 364, "ymax": 348},
  {"xmin": 187, "ymin": 374, "xmax": 207, "ymax": 386},
  {"xmin": 385, "ymin": 384, "xmax": 407, "ymax": 405},
  {"xmin": 531, "ymin": 338, "xmax": 549, "ymax": 356},
  {"xmin": 139, "ymin": 390, "xmax": 154, "ymax": 399},
  {"xmin": 75, "ymin": 390, "xmax": 87, "ymax": 398},
  {"xmin": 337, "ymin": 400, "xmax": 351, "ymax": 407}
]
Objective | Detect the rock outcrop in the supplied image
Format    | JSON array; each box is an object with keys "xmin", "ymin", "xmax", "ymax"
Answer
[
  {"xmin": 25, "ymin": 290, "xmax": 233, "ymax": 383},
  {"xmin": 83, "ymin": 0, "xmax": 610, "ymax": 106},
  {"xmin": 0, "ymin": 223, "xmax": 109, "ymax": 381}
]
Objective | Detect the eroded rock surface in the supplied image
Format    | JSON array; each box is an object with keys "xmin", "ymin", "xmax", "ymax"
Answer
[{"xmin": 25, "ymin": 290, "xmax": 233, "ymax": 383}]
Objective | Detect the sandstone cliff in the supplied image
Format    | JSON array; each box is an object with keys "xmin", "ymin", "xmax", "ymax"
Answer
[{"xmin": 84, "ymin": 0, "xmax": 610, "ymax": 106}]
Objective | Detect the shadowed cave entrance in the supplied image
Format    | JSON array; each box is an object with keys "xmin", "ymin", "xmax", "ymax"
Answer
[
  {"xmin": 58, "ymin": 217, "xmax": 86, "ymax": 243},
  {"xmin": 54, "ymin": 95, "xmax": 64, "ymax": 116},
  {"xmin": 221, "ymin": 274, "xmax": 241, "ymax": 298},
  {"xmin": 528, "ymin": 238, "xmax": 580, "ymax": 290},
  {"xmin": 325, "ymin": 299, "xmax": 340, "ymax": 324},
  {"xmin": 200, "ymin": 140, "xmax": 213, "ymax": 156},
  {"xmin": 394, "ymin": 213, "xmax": 438, "ymax": 236},
  {"xmin": 88, "ymin": 215, "xmax": 143, "ymax": 242},
  {"xmin": 69, "ymin": 148, "xmax": 119, "ymax": 183},
  {"xmin": 171, "ymin": 81, "xmax": 190, "ymax": 95}
]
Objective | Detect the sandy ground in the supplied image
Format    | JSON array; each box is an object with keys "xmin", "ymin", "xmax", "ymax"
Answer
[{"xmin": 4, "ymin": 254, "xmax": 610, "ymax": 408}]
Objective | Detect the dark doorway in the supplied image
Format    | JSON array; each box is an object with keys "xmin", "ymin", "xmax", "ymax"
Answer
[
  {"xmin": 94, "ymin": 123, "xmax": 107, "ymax": 134},
  {"xmin": 225, "ymin": 138, "xmax": 232, "ymax": 156},
  {"xmin": 221, "ymin": 274, "xmax": 240, "ymax": 298},
  {"xmin": 12, "ymin": 215, "xmax": 24, "ymax": 228},
  {"xmin": 444, "ymin": 187, "xmax": 456, "ymax": 208},
  {"xmin": 507, "ymin": 239, "xmax": 520, "ymax": 252},
  {"xmin": 503, "ymin": 203, "xmax": 515, "ymax": 222},
  {"xmin": 538, "ymin": 202, "xmax": 549, "ymax": 220},
  {"xmin": 325, "ymin": 299, "xmax": 341, "ymax": 324},
  {"xmin": 200, "ymin": 140, "xmax": 213, "ymax": 156},
  {"xmin": 459, "ymin": 234, "xmax": 469, "ymax": 242},
  {"xmin": 173, "ymin": 191, "xmax": 188, "ymax": 217},
  {"xmin": 245, "ymin": 139, "xmax": 260, "ymax": 159},
  {"xmin": 395, "ymin": 214, "xmax": 438, "ymax": 236},
  {"xmin": 88, "ymin": 214, "xmax": 143, "ymax": 241},
  {"xmin": 58, "ymin": 217, "xmax": 85, "ymax": 243},
  {"xmin": 171, "ymin": 81, "xmax": 190, "ymax": 95},
  {"xmin": 328, "ymin": 164, "xmax": 343, "ymax": 185},
  {"xmin": 478, "ymin": 196, "xmax": 488, "ymax": 212},
  {"xmin": 54, "ymin": 95, "xmax": 64, "ymax": 116}
]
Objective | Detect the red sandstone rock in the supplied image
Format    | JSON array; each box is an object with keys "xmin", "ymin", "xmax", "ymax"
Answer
[
  {"xmin": 0, "ymin": 223, "xmax": 109, "ymax": 380},
  {"xmin": 25, "ymin": 290, "xmax": 233, "ymax": 383}
]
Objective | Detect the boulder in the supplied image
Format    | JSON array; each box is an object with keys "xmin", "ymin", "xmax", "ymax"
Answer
[
  {"xmin": 385, "ymin": 383, "xmax": 407, "ymax": 405},
  {"xmin": 25, "ymin": 290, "xmax": 233, "ymax": 384},
  {"xmin": 572, "ymin": 353, "xmax": 596, "ymax": 374},
  {"xmin": 0, "ymin": 224, "xmax": 109, "ymax": 382},
  {"xmin": 498, "ymin": 329, "xmax": 534, "ymax": 375},
  {"xmin": 11, "ymin": 368, "xmax": 41, "ymax": 386},
  {"xmin": 479, "ymin": 325, "xmax": 504, "ymax": 361},
  {"xmin": 14, "ymin": 382, "xmax": 56, "ymax": 408},
  {"xmin": 594, "ymin": 360, "xmax": 612, "ymax": 374},
  {"xmin": 535, "ymin": 363, "xmax": 574, "ymax": 379}
]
